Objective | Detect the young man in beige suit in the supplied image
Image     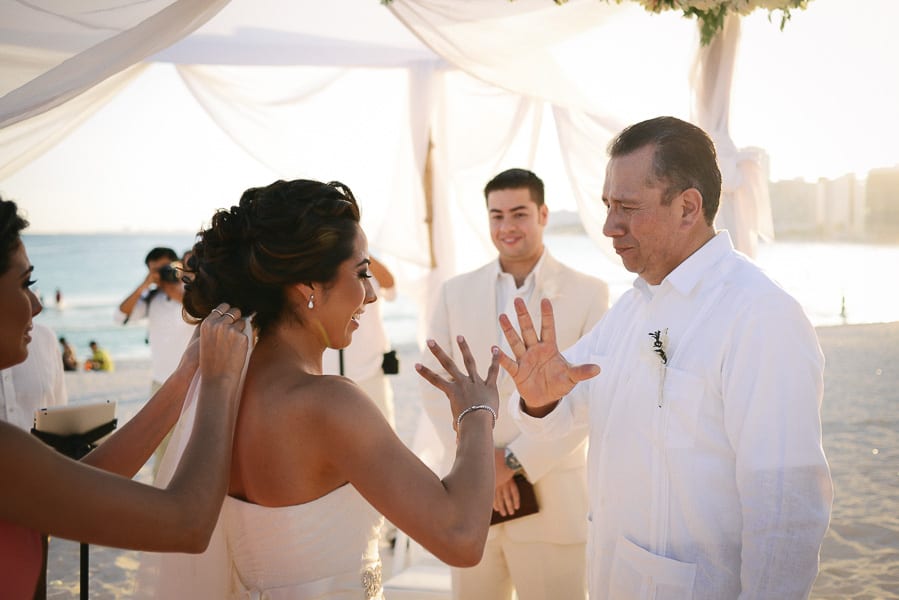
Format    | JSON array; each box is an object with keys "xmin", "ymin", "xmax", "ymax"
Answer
[{"xmin": 419, "ymin": 168, "xmax": 609, "ymax": 600}]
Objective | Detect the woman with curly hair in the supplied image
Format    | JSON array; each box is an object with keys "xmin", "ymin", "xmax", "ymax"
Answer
[{"xmin": 143, "ymin": 179, "xmax": 499, "ymax": 599}]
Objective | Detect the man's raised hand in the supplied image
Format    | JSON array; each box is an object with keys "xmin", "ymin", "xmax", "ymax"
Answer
[{"xmin": 495, "ymin": 298, "xmax": 600, "ymax": 415}]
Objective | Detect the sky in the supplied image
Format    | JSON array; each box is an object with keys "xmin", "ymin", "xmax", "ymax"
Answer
[
  {"xmin": 729, "ymin": 2, "xmax": 899, "ymax": 181},
  {"xmin": 2, "ymin": 0, "xmax": 898, "ymax": 234}
]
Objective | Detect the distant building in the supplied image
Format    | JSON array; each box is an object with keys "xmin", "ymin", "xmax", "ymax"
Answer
[
  {"xmin": 769, "ymin": 179, "xmax": 819, "ymax": 236},
  {"xmin": 769, "ymin": 174, "xmax": 867, "ymax": 239},
  {"xmin": 865, "ymin": 166, "xmax": 899, "ymax": 239},
  {"xmin": 819, "ymin": 174, "xmax": 863, "ymax": 237}
]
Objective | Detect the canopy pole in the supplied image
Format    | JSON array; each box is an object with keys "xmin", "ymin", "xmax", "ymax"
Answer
[{"xmin": 423, "ymin": 134, "xmax": 436, "ymax": 269}]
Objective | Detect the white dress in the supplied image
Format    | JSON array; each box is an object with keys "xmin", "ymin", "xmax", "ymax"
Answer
[
  {"xmin": 223, "ymin": 486, "xmax": 384, "ymax": 599},
  {"xmin": 135, "ymin": 325, "xmax": 385, "ymax": 599}
]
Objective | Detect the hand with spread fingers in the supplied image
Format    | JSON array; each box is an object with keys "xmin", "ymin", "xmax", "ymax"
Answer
[
  {"xmin": 416, "ymin": 335, "xmax": 500, "ymax": 431},
  {"xmin": 497, "ymin": 297, "xmax": 600, "ymax": 415}
]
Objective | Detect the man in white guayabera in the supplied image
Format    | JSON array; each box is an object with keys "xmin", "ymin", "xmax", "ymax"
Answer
[{"xmin": 499, "ymin": 116, "xmax": 833, "ymax": 600}]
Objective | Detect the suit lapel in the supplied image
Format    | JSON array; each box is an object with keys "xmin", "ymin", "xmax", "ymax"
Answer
[
  {"xmin": 461, "ymin": 262, "xmax": 501, "ymax": 377},
  {"xmin": 527, "ymin": 251, "xmax": 561, "ymax": 321}
]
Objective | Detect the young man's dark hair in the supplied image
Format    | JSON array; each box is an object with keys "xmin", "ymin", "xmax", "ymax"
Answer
[{"xmin": 483, "ymin": 168, "xmax": 545, "ymax": 207}]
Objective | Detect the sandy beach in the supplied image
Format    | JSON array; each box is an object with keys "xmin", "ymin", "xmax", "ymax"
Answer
[{"xmin": 45, "ymin": 323, "xmax": 899, "ymax": 599}]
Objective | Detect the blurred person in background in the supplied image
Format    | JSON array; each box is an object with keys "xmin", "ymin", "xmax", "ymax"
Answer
[
  {"xmin": 116, "ymin": 246, "xmax": 195, "ymax": 476},
  {"xmin": 86, "ymin": 340, "xmax": 114, "ymax": 372},
  {"xmin": 59, "ymin": 337, "xmax": 77, "ymax": 372}
]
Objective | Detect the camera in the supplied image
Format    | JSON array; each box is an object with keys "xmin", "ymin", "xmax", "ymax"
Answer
[{"xmin": 158, "ymin": 262, "xmax": 182, "ymax": 283}]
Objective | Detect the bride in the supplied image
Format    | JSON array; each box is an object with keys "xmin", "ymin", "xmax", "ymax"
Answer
[{"xmin": 138, "ymin": 179, "xmax": 499, "ymax": 599}]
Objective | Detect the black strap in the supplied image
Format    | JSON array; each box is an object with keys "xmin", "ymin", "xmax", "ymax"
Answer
[{"xmin": 31, "ymin": 419, "xmax": 118, "ymax": 460}]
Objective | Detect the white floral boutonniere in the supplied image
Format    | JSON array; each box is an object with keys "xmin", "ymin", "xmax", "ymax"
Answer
[
  {"xmin": 540, "ymin": 281, "xmax": 560, "ymax": 301},
  {"xmin": 648, "ymin": 329, "xmax": 669, "ymax": 366},
  {"xmin": 648, "ymin": 329, "xmax": 669, "ymax": 407}
]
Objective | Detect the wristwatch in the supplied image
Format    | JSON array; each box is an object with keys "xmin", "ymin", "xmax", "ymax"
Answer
[{"xmin": 504, "ymin": 447, "xmax": 523, "ymax": 473}]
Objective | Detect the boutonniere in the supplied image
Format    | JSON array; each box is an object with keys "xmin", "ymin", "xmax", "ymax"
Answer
[
  {"xmin": 540, "ymin": 281, "xmax": 559, "ymax": 300},
  {"xmin": 648, "ymin": 329, "xmax": 668, "ymax": 407},
  {"xmin": 648, "ymin": 329, "xmax": 668, "ymax": 366}
]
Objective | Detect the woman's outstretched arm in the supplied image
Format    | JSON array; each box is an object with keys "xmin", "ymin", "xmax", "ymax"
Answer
[
  {"xmin": 323, "ymin": 337, "xmax": 499, "ymax": 566},
  {"xmin": 0, "ymin": 304, "xmax": 248, "ymax": 553}
]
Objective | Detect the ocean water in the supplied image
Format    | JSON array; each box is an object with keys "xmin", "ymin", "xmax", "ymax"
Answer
[
  {"xmin": 545, "ymin": 233, "xmax": 899, "ymax": 328},
  {"xmin": 22, "ymin": 232, "xmax": 899, "ymax": 363},
  {"xmin": 24, "ymin": 233, "xmax": 197, "ymax": 361}
]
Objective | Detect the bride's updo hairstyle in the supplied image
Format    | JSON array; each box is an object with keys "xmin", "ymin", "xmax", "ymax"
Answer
[{"xmin": 183, "ymin": 179, "xmax": 361, "ymax": 334}]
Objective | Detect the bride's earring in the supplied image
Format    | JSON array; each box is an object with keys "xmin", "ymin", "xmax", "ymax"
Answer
[{"xmin": 307, "ymin": 295, "xmax": 314, "ymax": 310}]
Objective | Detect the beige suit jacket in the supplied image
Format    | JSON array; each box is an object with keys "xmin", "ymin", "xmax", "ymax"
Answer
[{"xmin": 420, "ymin": 251, "xmax": 609, "ymax": 544}]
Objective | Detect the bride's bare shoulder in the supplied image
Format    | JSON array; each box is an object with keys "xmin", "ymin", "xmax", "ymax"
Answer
[
  {"xmin": 242, "ymin": 366, "xmax": 381, "ymax": 434},
  {"xmin": 282, "ymin": 374, "xmax": 374, "ymax": 414}
]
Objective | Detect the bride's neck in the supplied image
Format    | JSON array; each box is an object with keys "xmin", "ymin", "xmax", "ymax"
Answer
[{"xmin": 257, "ymin": 321, "xmax": 324, "ymax": 375}]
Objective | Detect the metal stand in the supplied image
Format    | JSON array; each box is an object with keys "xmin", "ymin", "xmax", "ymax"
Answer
[
  {"xmin": 80, "ymin": 544, "xmax": 89, "ymax": 600},
  {"xmin": 32, "ymin": 418, "xmax": 117, "ymax": 600}
]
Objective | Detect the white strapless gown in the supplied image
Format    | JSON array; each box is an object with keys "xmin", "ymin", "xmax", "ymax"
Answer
[
  {"xmin": 222, "ymin": 485, "xmax": 384, "ymax": 599},
  {"xmin": 135, "ymin": 325, "xmax": 384, "ymax": 599}
]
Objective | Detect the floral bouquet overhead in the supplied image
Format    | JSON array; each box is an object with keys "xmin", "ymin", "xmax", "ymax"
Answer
[
  {"xmin": 380, "ymin": 0, "xmax": 811, "ymax": 46},
  {"xmin": 548, "ymin": 0, "xmax": 812, "ymax": 45}
]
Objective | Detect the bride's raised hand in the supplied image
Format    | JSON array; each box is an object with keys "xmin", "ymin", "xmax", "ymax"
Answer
[
  {"xmin": 496, "ymin": 298, "xmax": 599, "ymax": 410},
  {"xmin": 416, "ymin": 335, "xmax": 500, "ymax": 431}
]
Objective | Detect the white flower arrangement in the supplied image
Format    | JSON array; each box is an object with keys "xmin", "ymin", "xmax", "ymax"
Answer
[
  {"xmin": 382, "ymin": 0, "xmax": 810, "ymax": 44},
  {"xmin": 648, "ymin": 329, "xmax": 669, "ymax": 407},
  {"xmin": 648, "ymin": 329, "xmax": 669, "ymax": 365},
  {"xmin": 539, "ymin": 0, "xmax": 812, "ymax": 45}
]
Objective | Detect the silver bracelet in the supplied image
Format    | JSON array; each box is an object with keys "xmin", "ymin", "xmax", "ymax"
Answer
[{"xmin": 456, "ymin": 404, "xmax": 497, "ymax": 429}]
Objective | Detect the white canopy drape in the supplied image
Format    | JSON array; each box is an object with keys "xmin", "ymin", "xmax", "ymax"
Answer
[
  {"xmin": 690, "ymin": 14, "xmax": 774, "ymax": 258},
  {"xmin": 0, "ymin": 0, "xmax": 228, "ymax": 128},
  {"xmin": 5, "ymin": 0, "xmax": 889, "ymax": 329}
]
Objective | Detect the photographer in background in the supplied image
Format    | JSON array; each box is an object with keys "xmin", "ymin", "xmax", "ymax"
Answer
[{"xmin": 115, "ymin": 246, "xmax": 196, "ymax": 477}]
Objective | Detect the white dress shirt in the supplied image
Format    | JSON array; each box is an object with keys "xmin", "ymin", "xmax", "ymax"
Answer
[
  {"xmin": 494, "ymin": 251, "xmax": 542, "ymax": 360},
  {"xmin": 115, "ymin": 290, "xmax": 195, "ymax": 385},
  {"xmin": 0, "ymin": 323, "xmax": 67, "ymax": 431},
  {"xmin": 514, "ymin": 231, "xmax": 833, "ymax": 599}
]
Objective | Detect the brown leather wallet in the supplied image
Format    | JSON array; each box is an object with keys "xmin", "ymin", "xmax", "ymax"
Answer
[{"xmin": 490, "ymin": 474, "xmax": 539, "ymax": 525}]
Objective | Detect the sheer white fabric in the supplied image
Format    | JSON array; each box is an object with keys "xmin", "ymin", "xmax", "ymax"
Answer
[
  {"xmin": 552, "ymin": 107, "xmax": 622, "ymax": 260},
  {"xmin": 0, "ymin": 64, "xmax": 147, "ymax": 179},
  {"xmin": 135, "ymin": 318, "xmax": 254, "ymax": 599},
  {"xmin": 388, "ymin": 0, "xmax": 627, "ymax": 116},
  {"xmin": 0, "ymin": 0, "xmax": 229, "ymax": 128},
  {"xmin": 2, "ymin": 0, "xmax": 796, "ymax": 318},
  {"xmin": 3, "ymin": 0, "xmax": 770, "ymax": 270},
  {"xmin": 386, "ymin": 0, "xmax": 696, "ymax": 264},
  {"xmin": 174, "ymin": 63, "xmax": 430, "ymax": 268},
  {"xmin": 690, "ymin": 14, "xmax": 774, "ymax": 257}
]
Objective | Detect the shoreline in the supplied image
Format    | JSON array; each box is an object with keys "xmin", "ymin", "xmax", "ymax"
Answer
[{"xmin": 47, "ymin": 323, "xmax": 899, "ymax": 599}]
